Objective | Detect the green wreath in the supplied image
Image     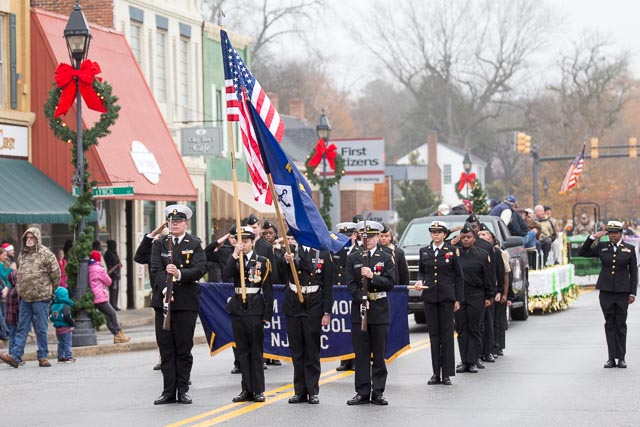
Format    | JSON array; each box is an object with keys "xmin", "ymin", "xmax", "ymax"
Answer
[
  {"xmin": 304, "ymin": 151, "xmax": 345, "ymax": 227},
  {"xmin": 44, "ymin": 78, "xmax": 120, "ymax": 327}
]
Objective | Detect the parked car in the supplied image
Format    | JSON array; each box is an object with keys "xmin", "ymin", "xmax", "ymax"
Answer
[{"xmin": 397, "ymin": 214, "xmax": 530, "ymax": 323}]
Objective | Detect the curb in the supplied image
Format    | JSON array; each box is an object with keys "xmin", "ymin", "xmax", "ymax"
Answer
[{"xmin": 22, "ymin": 335, "xmax": 208, "ymax": 362}]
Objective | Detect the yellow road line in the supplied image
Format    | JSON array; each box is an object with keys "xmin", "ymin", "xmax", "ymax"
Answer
[{"xmin": 169, "ymin": 337, "xmax": 432, "ymax": 427}]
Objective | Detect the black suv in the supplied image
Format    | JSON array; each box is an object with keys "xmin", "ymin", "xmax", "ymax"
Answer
[{"xmin": 397, "ymin": 214, "xmax": 530, "ymax": 323}]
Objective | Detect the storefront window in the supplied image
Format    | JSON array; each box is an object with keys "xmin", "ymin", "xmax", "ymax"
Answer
[
  {"xmin": 186, "ymin": 201, "xmax": 196, "ymax": 235},
  {"xmin": 143, "ymin": 200, "xmax": 156, "ymax": 232}
]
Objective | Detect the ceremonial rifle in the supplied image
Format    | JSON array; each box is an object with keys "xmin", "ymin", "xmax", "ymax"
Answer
[
  {"xmin": 361, "ymin": 220, "xmax": 369, "ymax": 331},
  {"xmin": 162, "ymin": 217, "xmax": 175, "ymax": 331}
]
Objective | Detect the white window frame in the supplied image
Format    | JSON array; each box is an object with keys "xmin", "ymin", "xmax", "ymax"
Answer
[
  {"xmin": 443, "ymin": 164, "xmax": 452, "ymax": 185},
  {"xmin": 155, "ymin": 30, "xmax": 167, "ymax": 103}
]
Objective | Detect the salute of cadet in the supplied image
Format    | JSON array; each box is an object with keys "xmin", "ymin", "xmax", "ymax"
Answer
[
  {"xmin": 454, "ymin": 223, "xmax": 495, "ymax": 374},
  {"xmin": 345, "ymin": 221, "xmax": 396, "ymax": 406},
  {"xmin": 415, "ymin": 221, "xmax": 463, "ymax": 386},
  {"xmin": 281, "ymin": 232, "xmax": 333, "ymax": 405},
  {"xmin": 224, "ymin": 226, "xmax": 273, "ymax": 403},
  {"xmin": 379, "ymin": 223, "xmax": 410, "ymax": 287},
  {"xmin": 150, "ymin": 205, "xmax": 206, "ymax": 405},
  {"xmin": 578, "ymin": 220, "xmax": 637, "ymax": 369}
]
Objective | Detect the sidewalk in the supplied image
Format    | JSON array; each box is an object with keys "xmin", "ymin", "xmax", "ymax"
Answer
[{"xmin": 0, "ymin": 307, "xmax": 207, "ymax": 361}]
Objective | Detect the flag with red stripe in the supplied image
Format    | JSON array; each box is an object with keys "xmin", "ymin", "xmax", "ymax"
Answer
[
  {"xmin": 559, "ymin": 144, "xmax": 585, "ymax": 194},
  {"xmin": 221, "ymin": 30, "xmax": 285, "ymax": 204}
]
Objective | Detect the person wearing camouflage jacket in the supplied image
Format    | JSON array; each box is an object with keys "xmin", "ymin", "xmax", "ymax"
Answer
[{"xmin": 0, "ymin": 227, "xmax": 60, "ymax": 368}]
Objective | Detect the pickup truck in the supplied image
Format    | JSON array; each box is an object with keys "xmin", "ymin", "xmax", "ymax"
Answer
[{"xmin": 397, "ymin": 214, "xmax": 530, "ymax": 323}]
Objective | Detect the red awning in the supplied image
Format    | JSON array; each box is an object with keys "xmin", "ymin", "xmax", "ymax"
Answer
[{"xmin": 31, "ymin": 9, "xmax": 197, "ymax": 201}]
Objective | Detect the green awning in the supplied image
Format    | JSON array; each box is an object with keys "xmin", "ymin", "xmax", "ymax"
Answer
[{"xmin": 0, "ymin": 158, "xmax": 96, "ymax": 224}]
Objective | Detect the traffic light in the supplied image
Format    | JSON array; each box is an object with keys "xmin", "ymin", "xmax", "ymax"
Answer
[
  {"xmin": 523, "ymin": 134, "xmax": 532, "ymax": 154},
  {"xmin": 630, "ymin": 137, "xmax": 638, "ymax": 158},
  {"xmin": 515, "ymin": 132, "xmax": 526, "ymax": 152},
  {"xmin": 590, "ymin": 137, "xmax": 599, "ymax": 159}
]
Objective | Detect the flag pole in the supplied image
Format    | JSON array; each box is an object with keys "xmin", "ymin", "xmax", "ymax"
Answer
[
  {"xmin": 227, "ymin": 115, "xmax": 247, "ymax": 304},
  {"xmin": 266, "ymin": 173, "xmax": 304, "ymax": 303}
]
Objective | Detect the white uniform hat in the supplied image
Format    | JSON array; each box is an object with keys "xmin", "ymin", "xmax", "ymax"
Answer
[{"xmin": 164, "ymin": 204, "xmax": 193, "ymax": 220}]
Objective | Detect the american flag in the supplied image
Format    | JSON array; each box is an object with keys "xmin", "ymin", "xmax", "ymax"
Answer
[
  {"xmin": 221, "ymin": 29, "xmax": 285, "ymax": 205},
  {"xmin": 559, "ymin": 144, "xmax": 585, "ymax": 194}
]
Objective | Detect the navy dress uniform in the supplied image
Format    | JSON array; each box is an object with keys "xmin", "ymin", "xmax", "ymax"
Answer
[
  {"xmin": 578, "ymin": 220, "xmax": 638, "ymax": 368},
  {"xmin": 223, "ymin": 226, "xmax": 274, "ymax": 402},
  {"xmin": 345, "ymin": 221, "xmax": 396, "ymax": 406},
  {"xmin": 416, "ymin": 221, "xmax": 464, "ymax": 384},
  {"xmin": 150, "ymin": 205, "xmax": 206, "ymax": 405},
  {"xmin": 454, "ymin": 223, "xmax": 494, "ymax": 373},
  {"xmin": 281, "ymin": 243, "xmax": 334, "ymax": 404}
]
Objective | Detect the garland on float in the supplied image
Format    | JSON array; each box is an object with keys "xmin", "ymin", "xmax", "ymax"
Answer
[
  {"xmin": 44, "ymin": 70, "xmax": 119, "ymax": 327},
  {"xmin": 304, "ymin": 140, "xmax": 345, "ymax": 226}
]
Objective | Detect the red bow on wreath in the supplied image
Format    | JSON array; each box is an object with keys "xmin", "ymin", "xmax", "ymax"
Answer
[
  {"xmin": 54, "ymin": 60, "xmax": 108, "ymax": 118},
  {"xmin": 457, "ymin": 171, "xmax": 476, "ymax": 191},
  {"xmin": 307, "ymin": 138, "xmax": 337, "ymax": 171}
]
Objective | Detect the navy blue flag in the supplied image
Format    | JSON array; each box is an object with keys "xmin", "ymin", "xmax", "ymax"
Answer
[
  {"xmin": 199, "ymin": 283, "xmax": 410, "ymax": 362},
  {"xmin": 246, "ymin": 102, "xmax": 349, "ymax": 253}
]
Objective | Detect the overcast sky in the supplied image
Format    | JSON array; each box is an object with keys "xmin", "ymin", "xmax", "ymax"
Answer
[{"xmin": 300, "ymin": 0, "xmax": 640, "ymax": 97}]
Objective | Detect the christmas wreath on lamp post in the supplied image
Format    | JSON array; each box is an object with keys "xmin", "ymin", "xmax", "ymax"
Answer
[
  {"xmin": 304, "ymin": 111, "xmax": 344, "ymax": 226},
  {"xmin": 43, "ymin": 3, "xmax": 120, "ymax": 330}
]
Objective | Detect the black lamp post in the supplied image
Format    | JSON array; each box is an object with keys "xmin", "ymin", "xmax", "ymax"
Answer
[
  {"xmin": 543, "ymin": 177, "xmax": 549, "ymax": 196},
  {"xmin": 65, "ymin": 1, "xmax": 96, "ymax": 347},
  {"xmin": 316, "ymin": 110, "xmax": 331, "ymax": 217},
  {"xmin": 462, "ymin": 151, "xmax": 472, "ymax": 197}
]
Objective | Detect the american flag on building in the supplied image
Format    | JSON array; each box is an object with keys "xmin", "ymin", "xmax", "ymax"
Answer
[
  {"xmin": 221, "ymin": 29, "xmax": 285, "ymax": 205},
  {"xmin": 559, "ymin": 144, "xmax": 585, "ymax": 194}
]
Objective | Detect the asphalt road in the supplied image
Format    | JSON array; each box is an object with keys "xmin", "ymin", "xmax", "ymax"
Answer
[{"xmin": 4, "ymin": 289, "xmax": 640, "ymax": 427}]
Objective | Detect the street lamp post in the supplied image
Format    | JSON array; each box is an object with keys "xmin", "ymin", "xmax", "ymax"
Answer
[
  {"xmin": 462, "ymin": 151, "xmax": 472, "ymax": 198},
  {"xmin": 316, "ymin": 110, "xmax": 331, "ymax": 219},
  {"xmin": 65, "ymin": 1, "xmax": 96, "ymax": 347}
]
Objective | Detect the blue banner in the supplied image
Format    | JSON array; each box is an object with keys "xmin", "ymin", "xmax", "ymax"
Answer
[{"xmin": 199, "ymin": 283, "xmax": 410, "ymax": 362}]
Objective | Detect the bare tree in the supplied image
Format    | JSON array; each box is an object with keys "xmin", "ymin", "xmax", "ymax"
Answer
[
  {"xmin": 353, "ymin": 0, "xmax": 552, "ymax": 148},
  {"xmin": 203, "ymin": 0, "xmax": 325, "ymax": 66}
]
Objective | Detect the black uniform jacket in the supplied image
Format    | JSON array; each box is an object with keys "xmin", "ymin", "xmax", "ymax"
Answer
[
  {"xmin": 150, "ymin": 233, "xmax": 206, "ymax": 312},
  {"xmin": 381, "ymin": 244, "xmax": 410, "ymax": 286},
  {"xmin": 578, "ymin": 236, "xmax": 638, "ymax": 295},
  {"xmin": 223, "ymin": 252, "xmax": 274, "ymax": 322},
  {"xmin": 416, "ymin": 244, "xmax": 464, "ymax": 303},
  {"xmin": 458, "ymin": 246, "xmax": 495, "ymax": 300},
  {"xmin": 281, "ymin": 246, "xmax": 334, "ymax": 317},
  {"xmin": 345, "ymin": 246, "xmax": 396, "ymax": 325},
  {"xmin": 333, "ymin": 243, "xmax": 361, "ymax": 286}
]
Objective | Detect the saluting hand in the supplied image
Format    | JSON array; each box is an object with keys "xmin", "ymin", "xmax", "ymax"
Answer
[{"xmin": 593, "ymin": 230, "xmax": 607, "ymax": 239}]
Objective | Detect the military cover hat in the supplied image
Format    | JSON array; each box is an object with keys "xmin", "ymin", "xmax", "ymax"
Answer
[
  {"xmin": 606, "ymin": 220, "xmax": 623, "ymax": 232},
  {"xmin": 352, "ymin": 214, "xmax": 364, "ymax": 223},
  {"xmin": 381, "ymin": 223, "xmax": 390, "ymax": 233},
  {"xmin": 245, "ymin": 213, "xmax": 260, "ymax": 226},
  {"xmin": 228, "ymin": 224, "xmax": 237, "ymax": 235},
  {"xmin": 262, "ymin": 220, "xmax": 277, "ymax": 232},
  {"xmin": 164, "ymin": 204, "xmax": 192, "ymax": 220},
  {"xmin": 428, "ymin": 220, "xmax": 448, "ymax": 233},
  {"xmin": 233, "ymin": 226, "xmax": 256, "ymax": 240},
  {"xmin": 356, "ymin": 220, "xmax": 383, "ymax": 237},
  {"xmin": 478, "ymin": 223, "xmax": 489, "ymax": 232},
  {"xmin": 460, "ymin": 222, "xmax": 475, "ymax": 235},
  {"xmin": 466, "ymin": 213, "xmax": 479, "ymax": 224},
  {"xmin": 335, "ymin": 221, "xmax": 357, "ymax": 235}
]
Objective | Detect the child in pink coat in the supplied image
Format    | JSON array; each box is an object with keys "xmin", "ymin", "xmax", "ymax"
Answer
[{"xmin": 88, "ymin": 251, "xmax": 130, "ymax": 344}]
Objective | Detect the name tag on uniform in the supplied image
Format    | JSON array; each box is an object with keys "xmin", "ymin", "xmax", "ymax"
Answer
[
  {"xmin": 354, "ymin": 263, "xmax": 363, "ymax": 268},
  {"xmin": 600, "ymin": 248, "xmax": 608, "ymax": 252}
]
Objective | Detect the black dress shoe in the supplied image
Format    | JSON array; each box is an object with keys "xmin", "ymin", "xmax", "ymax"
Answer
[
  {"xmin": 495, "ymin": 349, "xmax": 504, "ymax": 356},
  {"xmin": 263, "ymin": 363, "xmax": 268, "ymax": 370},
  {"xmin": 468, "ymin": 364, "xmax": 479, "ymax": 373},
  {"xmin": 270, "ymin": 360, "xmax": 282, "ymax": 366},
  {"xmin": 177, "ymin": 392, "xmax": 192, "ymax": 404},
  {"xmin": 371, "ymin": 394, "xmax": 388, "ymax": 406},
  {"xmin": 153, "ymin": 363, "xmax": 161, "ymax": 371},
  {"xmin": 456, "ymin": 362, "xmax": 466, "ymax": 370},
  {"xmin": 232, "ymin": 391, "xmax": 254, "ymax": 402},
  {"xmin": 476, "ymin": 360, "xmax": 486, "ymax": 369},
  {"xmin": 604, "ymin": 359, "xmax": 617, "ymax": 368},
  {"xmin": 482, "ymin": 354, "xmax": 496, "ymax": 363},
  {"xmin": 346, "ymin": 394, "xmax": 370, "ymax": 405},
  {"xmin": 427, "ymin": 375, "xmax": 441, "ymax": 385},
  {"xmin": 254, "ymin": 393, "xmax": 265, "ymax": 402},
  {"xmin": 230, "ymin": 366, "xmax": 241, "ymax": 374},
  {"xmin": 336, "ymin": 364, "xmax": 349, "ymax": 371},
  {"xmin": 308, "ymin": 395, "xmax": 320, "ymax": 404},
  {"xmin": 455, "ymin": 364, "xmax": 468, "ymax": 373},
  {"xmin": 154, "ymin": 394, "xmax": 176, "ymax": 405},
  {"xmin": 618, "ymin": 360, "xmax": 627, "ymax": 369},
  {"xmin": 288, "ymin": 394, "xmax": 308, "ymax": 404},
  {"xmin": 442, "ymin": 376, "xmax": 452, "ymax": 385}
]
